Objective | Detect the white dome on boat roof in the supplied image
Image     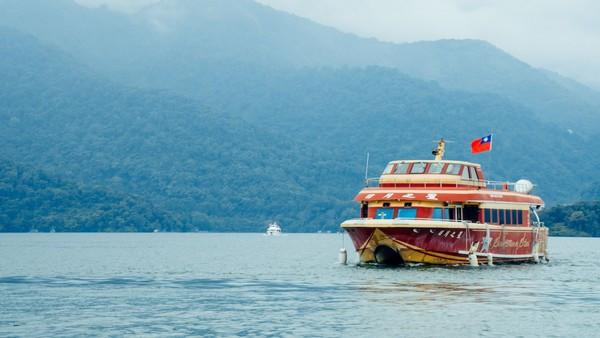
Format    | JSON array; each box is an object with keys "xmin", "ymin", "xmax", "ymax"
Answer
[{"xmin": 515, "ymin": 179, "xmax": 534, "ymax": 194}]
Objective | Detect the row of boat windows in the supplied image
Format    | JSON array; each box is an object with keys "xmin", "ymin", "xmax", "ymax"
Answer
[
  {"xmin": 374, "ymin": 207, "xmax": 526, "ymax": 225},
  {"xmin": 383, "ymin": 162, "xmax": 480, "ymax": 180},
  {"xmin": 483, "ymin": 208, "xmax": 524, "ymax": 225},
  {"xmin": 375, "ymin": 207, "xmax": 460, "ymax": 220}
]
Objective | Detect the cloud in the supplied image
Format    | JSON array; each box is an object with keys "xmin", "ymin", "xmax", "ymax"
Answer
[{"xmin": 75, "ymin": 0, "xmax": 600, "ymax": 89}]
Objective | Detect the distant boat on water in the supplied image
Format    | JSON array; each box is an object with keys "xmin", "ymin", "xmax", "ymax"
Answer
[{"xmin": 266, "ymin": 222, "xmax": 282, "ymax": 236}]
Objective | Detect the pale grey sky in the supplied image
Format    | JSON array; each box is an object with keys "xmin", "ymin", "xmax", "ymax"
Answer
[{"xmin": 76, "ymin": 0, "xmax": 600, "ymax": 89}]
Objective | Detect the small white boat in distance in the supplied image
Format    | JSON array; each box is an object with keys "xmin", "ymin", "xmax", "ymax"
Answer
[{"xmin": 266, "ymin": 222, "xmax": 282, "ymax": 236}]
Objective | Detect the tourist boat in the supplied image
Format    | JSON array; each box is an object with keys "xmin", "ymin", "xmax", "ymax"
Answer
[
  {"xmin": 266, "ymin": 222, "xmax": 282, "ymax": 236},
  {"xmin": 341, "ymin": 139, "xmax": 548, "ymax": 265}
]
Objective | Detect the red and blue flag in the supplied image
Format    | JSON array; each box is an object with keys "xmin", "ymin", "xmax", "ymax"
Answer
[{"xmin": 471, "ymin": 134, "xmax": 492, "ymax": 154}]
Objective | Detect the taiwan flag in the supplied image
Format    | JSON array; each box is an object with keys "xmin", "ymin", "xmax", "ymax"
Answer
[{"xmin": 471, "ymin": 134, "xmax": 493, "ymax": 154}]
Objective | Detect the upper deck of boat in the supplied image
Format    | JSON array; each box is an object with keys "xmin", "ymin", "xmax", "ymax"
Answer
[
  {"xmin": 376, "ymin": 159, "xmax": 486, "ymax": 188},
  {"xmin": 358, "ymin": 159, "xmax": 542, "ymax": 206}
]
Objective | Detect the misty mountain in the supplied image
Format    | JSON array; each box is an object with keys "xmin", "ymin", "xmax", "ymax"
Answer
[
  {"xmin": 1, "ymin": 0, "xmax": 599, "ymax": 133},
  {"xmin": 0, "ymin": 28, "xmax": 359, "ymax": 232},
  {"xmin": 1, "ymin": 26, "xmax": 597, "ymax": 234}
]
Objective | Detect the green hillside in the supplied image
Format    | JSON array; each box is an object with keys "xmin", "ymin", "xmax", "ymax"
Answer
[
  {"xmin": 0, "ymin": 28, "xmax": 358, "ymax": 232},
  {"xmin": 181, "ymin": 64, "xmax": 596, "ymax": 203},
  {"xmin": 542, "ymin": 202, "xmax": 600, "ymax": 237},
  {"xmin": 0, "ymin": 159, "xmax": 183, "ymax": 232}
]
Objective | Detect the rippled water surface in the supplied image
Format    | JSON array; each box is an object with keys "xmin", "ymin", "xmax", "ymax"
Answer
[{"xmin": 1, "ymin": 234, "xmax": 599, "ymax": 337}]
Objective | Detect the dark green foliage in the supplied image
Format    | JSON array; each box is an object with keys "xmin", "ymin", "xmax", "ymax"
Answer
[
  {"xmin": 542, "ymin": 202, "xmax": 600, "ymax": 237},
  {"xmin": 0, "ymin": 159, "xmax": 183, "ymax": 232}
]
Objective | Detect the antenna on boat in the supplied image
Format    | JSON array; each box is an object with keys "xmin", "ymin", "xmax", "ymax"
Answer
[
  {"xmin": 432, "ymin": 138, "xmax": 446, "ymax": 161},
  {"xmin": 364, "ymin": 152, "xmax": 370, "ymax": 186}
]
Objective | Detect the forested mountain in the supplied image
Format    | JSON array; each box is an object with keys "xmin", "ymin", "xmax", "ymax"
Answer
[
  {"xmin": 542, "ymin": 202, "xmax": 600, "ymax": 237},
  {"xmin": 0, "ymin": 159, "xmax": 183, "ymax": 232},
  {"xmin": 1, "ymin": 0, "xmax": 599, "ymax": 133},
  {"xmin": 1, "ymin": 0, "xmax": 599, "ymax": 233},
  {"xmin": 0, "ymin": 28, "xmax": 359, "ymax": 232},
  {"xmin": 541, "ymin": 180, "xmax": 600, "ymax": 236},
  {"xmin": 1, "ymin": 27, "xmax": 598, "ymax": 233}
]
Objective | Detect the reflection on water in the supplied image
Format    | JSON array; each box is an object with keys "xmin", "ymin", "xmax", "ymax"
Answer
[
  {"xmin": 366, "ymin": 281, "xmax": 496, "ymax": 295},
  {"xmin": 0, "ymin": 234, "xmax": 599, "ymax": 337}
]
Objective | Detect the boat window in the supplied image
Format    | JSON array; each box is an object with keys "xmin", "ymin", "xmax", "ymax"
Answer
[
  {"xmin": 361, "ymin": 203, "xmax": 368, "ymax": 218},
  {"xmin": 397, "ymin": 208, "xmax": 417, "ymax": 219},
  {"xmin": 393, "ymin": 163, "xmax": 409, "ymax": 174},
  {"xmin": 517, "ymin": 210, "xmax": 523, "ymax": 225},
  {"xmin": 484, "ymin": 209, "xmax": 491, "ymax": 223},
  {"xmin": 429, "ymin": 162, "xmax": 443, "ymax": 174},
  {"xmin": 499, "ymin": 210, "xmax": 505, "ymax": 224},
  {"xmin": 492, "ymin": 209, "xmax": 498, "ymax": 223},
  {"xmin": 410, "ymin": 162, "xmax": 426, "ymax": 174},
  {"xmin": 512, "ymin": 210, "xmax": 518, "ymax": 225},
  {"xmin": 463, "ymin": 205, "xmax": 479, "ymax": 223},
  {"xmin": 432, "ymin": 208, "xmax": 450, "ymax": 220},
  {"xmin": 383, "ymin": 163, "xmax": 395, "ymax": 175},
  {"xmin": 461, "ymin": 166, "xmax": 470, "ymax": 180},
  {"xmin": 469, "ymin": 167, "xmax": 478, "ymax": 180},
  {"xmin": 432, "ymin": 208, "xmax": 443, "ymax": 219},
  {"xmin": 376, "ymin": 208, "xmax": 394, "ymax": 219},
  {"xmin": 445, "ymin": 163, "xmax": 461, "ymax": 175},
  {"xmin": 448, "ymin": 206, "xmax": 463, "ymax": 221}
]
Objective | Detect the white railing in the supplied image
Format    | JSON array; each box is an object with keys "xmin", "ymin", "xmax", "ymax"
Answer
[
  {"xmin": 346, "ymin": 217, "xmax": 470, "ymax": 223},
  {"xmin": 364, "ymin": 177, "xmax": 526, "ymax": 192},
  {"xmin": 484, "ymin": 180, "xmax": 516, "ymax": 192}
]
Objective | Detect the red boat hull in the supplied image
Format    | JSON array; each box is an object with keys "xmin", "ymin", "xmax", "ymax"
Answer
[{"xmin": 342, "ymin": 221, "xmax": 548, "ymax": 265}]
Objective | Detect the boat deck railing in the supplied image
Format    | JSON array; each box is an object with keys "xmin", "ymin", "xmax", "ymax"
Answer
[
  {"xmin": 344, "ymin": 217, "xmax": 547, "ymax": 228},
  {"xmin": 365, "ymin": 177, "xmax": 526, "ymax": 192},
  {"xmin": 346, "ymin": 217, "xmax": 471, "ymax": 223}
]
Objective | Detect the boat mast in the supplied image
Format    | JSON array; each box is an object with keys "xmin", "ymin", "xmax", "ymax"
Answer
[
  {"xmin": 364, "ymin": 152, "xmax": 370, "ymax": 186},
  {"xmin": 432, "ymin": 138, "xmax": 445, "ymax": 161}
]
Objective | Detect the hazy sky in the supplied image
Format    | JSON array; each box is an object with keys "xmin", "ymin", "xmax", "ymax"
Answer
[{"xmin": 76, "ymin": 0, "xmax": 600, "ymax": 89}]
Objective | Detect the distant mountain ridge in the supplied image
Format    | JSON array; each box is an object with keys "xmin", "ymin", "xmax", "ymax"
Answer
[{"xmin": 1, "ymin": 0, "xmax": 599, "ymax": 133}]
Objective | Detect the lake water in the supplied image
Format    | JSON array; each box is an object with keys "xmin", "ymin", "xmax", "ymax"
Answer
[{"xmin": 0, "ymin": 234, "xmax": 599, "ymax": 337}]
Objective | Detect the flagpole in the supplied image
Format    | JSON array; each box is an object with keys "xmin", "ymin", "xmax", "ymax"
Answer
[{"xmin": 489, "ymin": 132, "xmax": 494, "ymax": 183}]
